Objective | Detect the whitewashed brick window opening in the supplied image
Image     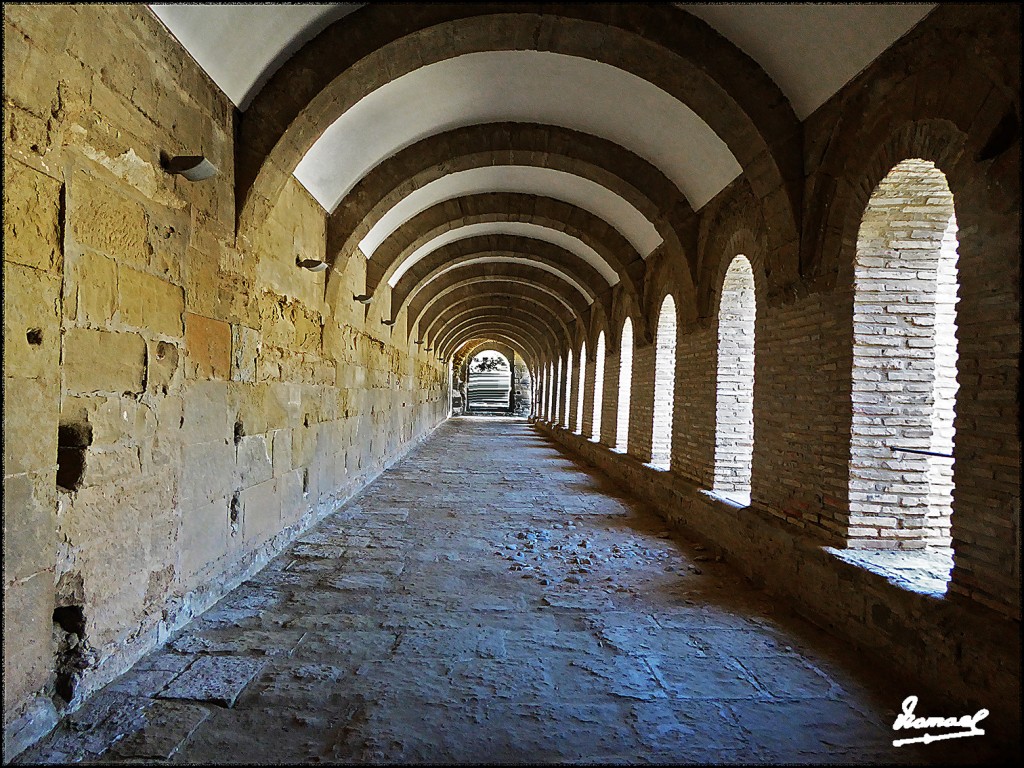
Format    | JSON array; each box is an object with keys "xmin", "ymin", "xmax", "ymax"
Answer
[
  {"xmin": 542, "ymin": 364, "xmax": 550, "ymax": 421},
  {"xmin": 650, "ymin": 295, "xmax": 678, "ymax": 469},
  {"xmin": 575, "ymin": 342, "xmax": 587, "ymax": 435},
  {"xmin": 592, "ymin": 332, "xmax": 606, "ymax": 441},
  {"xmin": 616, "ymin": 318, "xmax": 634, "ymax": 452},
  {"xmin": 555, "ymin": 356, "xmax": 563, "ymax": 425},
  {"xmin": 714, "ymin": 255, "xmax": 755, "ymax": 503},
  {"xmin": 563, "ymin": 351, "xmax": 573, "ymax": 429},
  {"xmin": 849, "ymin": 158, "xmax": 958, "ymax": 552}
]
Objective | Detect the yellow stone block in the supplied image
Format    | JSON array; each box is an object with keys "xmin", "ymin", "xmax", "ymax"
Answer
[
  {"xmin": 64, "ymin": 327, "xmax": 146, "ymax": 394},
  {"xmin": 74, "ymin": 251, "xmax": 118, "ymax": 326},
  {"xmin": 2, "ymin": 260, "xmax": 61, "ymax": 382},
  {"xmin": 3, "ymin": 159, "xmax": 62, "ymax": 271},
  {"xmin": 70, "ymin": 171, "xmax": 148, "ymax": 269},
  {"xmin": 118, "ymin": 267, "xmax": 184, "ymax": 337}
]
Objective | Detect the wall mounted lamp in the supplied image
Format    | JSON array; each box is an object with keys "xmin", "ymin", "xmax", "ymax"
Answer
[
  {"xmin": 381, "ymin": 319, "xmax": 396, "ymax": 327},
  {"xmin": 163, "ymin": 155, "xmax": 218, "ymax": 181},
  {"xmin": 415, "ymin": 340, "xmax": 424, "ymax": 345},
  {"xmin": 353, "ymin": 294, "xmax": 373, "ymax": 304},
  {"xmin": 297, "ymin": 258, "xmax": 328, "ymax": 272}
]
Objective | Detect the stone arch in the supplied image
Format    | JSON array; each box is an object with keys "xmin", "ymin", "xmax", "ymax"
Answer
[
  {"xmin": 325, "ymin": 122, "xmax": 694, "ymax": 275},
  {"xmin": 699, "ymin": 184, "xmax": 770, "ymax": 320},
  {"xmin": 464, "ymin": 348, "xmax": 513, "ymax": 411},
  {"xmin": 641, "ymin": 244, "xmax": 700, "ymax": 335},
  {"xmin": 406, "ymin": 265, "xmax": 592, "ymax": 338},
  {"xmin": 389, "ymin": 236, "xmax": 609, "ymax": 320},
  {"xmin": 434, "ymin": 316, "xmax": 561, "ymax": 365},
  {"xmin": 419, "ymin": 283, "xmax": 578, "ymax": 347},
  {"xmin": 447, "ymin": 331, "xmax": 540, "ymax": 371},
  {"xmin": 435, "ymin": 313, "xmax": 556, "ymax": 363},
  {"xmin": 237, "ymin": 5, "xmax": 800, "ymax": 256},
  {"xmin": 810, "ymin": 65, "xmax": 1018, "ymax": 286},
  {"xmin": 364, "ymin": 193, "xmax": 643, "ymax": 301}
]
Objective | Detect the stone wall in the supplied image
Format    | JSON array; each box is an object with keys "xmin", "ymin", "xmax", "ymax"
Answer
[{"xmin": 2, "ymin": 4, "xmax": 448, "ymax": 754}]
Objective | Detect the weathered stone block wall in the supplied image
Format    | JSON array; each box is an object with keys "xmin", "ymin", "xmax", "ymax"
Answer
[{"xmin": 2, "ymin": 4, "xmax": 448, "ymax": 755}]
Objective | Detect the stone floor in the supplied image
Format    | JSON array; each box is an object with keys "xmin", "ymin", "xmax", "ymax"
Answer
[{"xmin": 18, "ymin": 417, "xmax": 1001, "ymax": 764}]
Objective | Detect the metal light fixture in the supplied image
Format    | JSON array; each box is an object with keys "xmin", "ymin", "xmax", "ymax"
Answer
[
  {"xmin": 164, "ymin": 155, "xmax": 218, "ymax": 181},
  {"xmin": 415, "ymin": 340, "xmax": 424, "ymax": 345},
  {"xmin": 381, "ymin": 319, "xmax": 396, "ymax": 327},
  {"xmin": 297, "ymin": 257, "xmax": 328, "ymax": 272},
  {"xmin": 353, "ymin": 294, "xmax": 373, "ymax": 304}
]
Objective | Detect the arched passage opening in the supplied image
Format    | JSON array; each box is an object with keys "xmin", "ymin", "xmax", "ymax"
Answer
[
  {"xmin": 563, "ymin": 350, "xmax": 574, "ymax": 429},
  {"xmin": 849, "ymin": 159, "xmax": 959, "ymax": 579},
  {"xmin": 714, "ymin": 255, "xmax": 755, "ymax": 504},
  {"xmin": 650, "ymin": 295, "xmax": 678, "ymax": 469},
  {"xmin": 467, "ymin": 351, "xmax": 512, "ymax": 413},
  {"xmin": 544, "ymin": 364, "xmax": 552, "ymax": 423},
  {"xmin": 555, "ymin": 356, "xmax": 564, "ymax": 426},
  {"xmin": 592, "ymin": 332, "xmax": 607, "ymax": 442},
  {"xmin": 575, "ymin": 341, "xmax": 587, "ymax": 435},
  {"xmin": 615, "ymin": 318, "xmax": 634, "ymax": 453}
]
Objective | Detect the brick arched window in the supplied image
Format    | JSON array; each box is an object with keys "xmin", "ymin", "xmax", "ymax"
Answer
[
  {"xmin": 849, "ymin": 158, "xmax": 958, "ymax": 562},
  {"xmin": 591, "ymin": 331, "xmax": 606, "ymax": 442},
  {"xmin": 563, "ymin": 350, "xmax": 573, "ymax": 429},
  {"xmin": 555, "ymin": 356, "xmax": 564, "ymax": 426},
  {"xmin": 575, "ymin": 341, "xmax": 587, "ymax": 434},
  {"xmin": 546, "ymin": 361, "xmax": 554, "ymax": 422},
  {"xmin": 615, "ymin": 317, "xmax": 634, "ymax": 452},
  {"xmin": 540, "ymin": 364, "xmax": 548, "ymax": 423},
  {"xmin": 714, "ymin": 254, "xmax": 755, "ymax": 504},
  {"xmin": 650, "ymin": 295, "xmax": 677, "ymax": 469}
]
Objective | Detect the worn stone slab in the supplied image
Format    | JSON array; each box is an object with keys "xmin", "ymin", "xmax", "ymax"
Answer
[
  {"xmin": 293, "ymin": 630, "xmax": 399, "ymax": 663},
  {"xmin": 169, "ymin": 629, "xmax": 306, "ymax": 658},
  {"xmin": 291, "ymin": 543, "xmax": 346, "ymax": 559},
  {"xmin": 109, "ymin": 701, "xmax": 210, "ymax": 759},
  {"xmin": 330, "ymin": 573, "xmax": 390, "ymax": 590},
  {"xmin": 159, "ymin": 655, "xmax": 266, "ymax": 707},
  {"xmin": 106, "ymin": 667, "xmax": 182, "ymax": 698},
  {"xmin": 645, "ymin": 653, "xmax": 761, "ymax": 699}
]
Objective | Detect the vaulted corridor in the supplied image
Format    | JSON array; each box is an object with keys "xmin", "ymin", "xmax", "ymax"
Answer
[
  {"xmin": 15, "ymin": 418, "xmax": 993, "ymax": 764},
  {"xmin": 4, "ymin": 3, "xmax": 1019, "ymax": 762}
]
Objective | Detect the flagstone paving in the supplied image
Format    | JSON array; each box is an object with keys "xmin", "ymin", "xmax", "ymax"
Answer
[{"xmin": 18, "ymin": 417, "xmax": 998, "ymax": 764}]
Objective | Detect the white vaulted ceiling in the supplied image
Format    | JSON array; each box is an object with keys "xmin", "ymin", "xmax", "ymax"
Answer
[
  {"xmin": 678, "ymin": 3, "xmax": 936, "ymax": 119},
  {"xmin": 148, "ymin": 3, "xmax": 935, "ymax": 119},
  {"xmin": 388, "ymin": 222, "xmax": 620, "ymax": 288},
  {"xmin": 358, "ymin": 166, "xmax": 663, "ymax": 260},
  {"xmin": 149, "ymin": 4, "xmax": 361, "ymax": 110},
  {"xmin": 149, "ymin": 3, "xmax": 936, "ymax": 222},
  {"xmin": 293, "ymin": 51, "xmax": 742, "ymax": 214}
]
